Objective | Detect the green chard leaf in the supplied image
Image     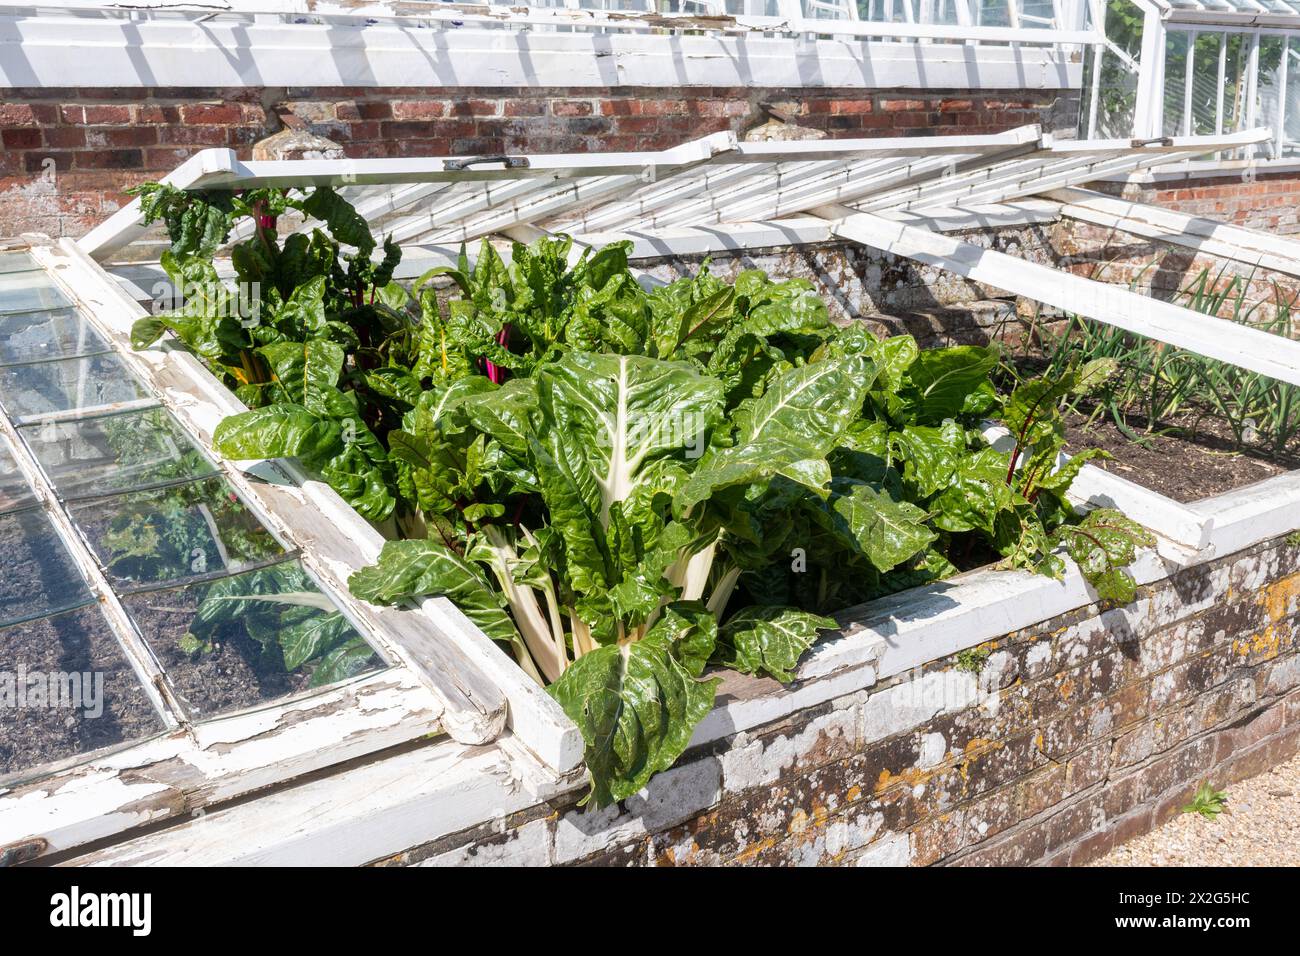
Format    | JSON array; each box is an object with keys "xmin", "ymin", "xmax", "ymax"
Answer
[
  {"xmin": 1054, "ymin": 508, "xmax": 1155, "ymax": 605},
  {"xmin": 548, "ymin": 628, "xmax": 719, "ymax": 807},
  {"xmin": 713, "ymin": 605, "xmax": 837, "ymax": 682},
  {"xmin": 348, "ymin": 539, "xmax": 520, "ymax": 644}
]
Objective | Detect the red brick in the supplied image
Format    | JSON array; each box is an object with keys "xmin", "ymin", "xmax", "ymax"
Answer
[
  {"xmin": 1, "ymin": 128, "xmax": 42, "ymax": 149},
  {"xmin": 357, "ymin": 101, "xmax": 394, "ymax": 120},
  {"xmin": 88, "ymin": 126, "xmax": 158, "ymax": 148},
  {"xmin": 551, "ymin": 99, "xmax": 594, "ymax": 117},
  {"xmin": 390, "ymin": 100, "xmax": 446, "ymax": 121},
  {"xmin": 179, "ymin": 103, "xmax": 244, "ymax": 125},
  {"xmin": 504, "ymin": 100, "xmax": 546, "ymax": 117},
  {"xmin": 144, "ymin": 147, "xmax": 195, "ymax": 169},
  {"xmin": 830, "ymin": 99, "xmax": 873, "ymax": 115},
  {"xmin": 0, "ymin": 103, "xmax": 39, "ymax": 125},
  {"xmin": 75, "ymin": 149, "xmax": 144, "ymax": 170},
  {"xmin": 133, "ymin": 105, "xmax": 181, "ymax": 125},
  {"xmin": 81, "ymin": 104, "xmax": 132, "ymax": 125},
  {"xmin": 44, "ymin": 127, "xmax": 86, "ymax": 149},
  {"xmin": 880, "ymin": 98, "xmax": 929, "ymax": 112},
  {"xmin": 158, "ymin": 125, "xmax": 230, "ymax": 147},
  {"xmin": 25, "ymin": 151, "xmax": 72, "ymax": 173}
]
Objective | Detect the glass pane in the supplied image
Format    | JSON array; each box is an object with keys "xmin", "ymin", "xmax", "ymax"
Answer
[
  {"xmin": 0, "ymin": 251, "xmax": 40, "ymax": 275},
  {"xmin": 119, "ymin": 559, "xmax": 384, "ymax": 719},
  {"xmin": 1190, "ymin": 33, "xmax": 1225, "ymax": 135},
  {"xmin": 0, "ymin": 271, "xmax": 71, "ymax": 316},
  {"xmin": 1224, "ymin": 33, "xmax": 1251, "ymax": 134},
  {"xmin": 1286, "ymin": 40, "xmax": 1300, "ymax": 158},
  {"xmin": 69, "ymin": 474, "xmax": 287, "ymax": 591},
  {"xmin": 0, "ymin": 509, "xmax": 94, "ymax": 626},
  {"xmin": 1163, "ymin": 31, "xmax": 1191, "ymax": 137},
  {"xmin": 0, "ymin": 353, "xmax": 153, "ymax": 419},
  {"xmin": 0, "ymin": 440, "xmax": 35, "ymax": 514},
  {"xmin": 24, "ymin": 405, "xmax": 217, "ymax": 500},
  {"xmin": 1258, "ymin": 35, "xmax": 1287, "ymax": 159},
  {"xmin": 0, "ymin": 604, "xmax": 166, "ymax": 780},
  {"xmin": 0, "ymin": 309, "xmax": 111, "ymax": 366}
]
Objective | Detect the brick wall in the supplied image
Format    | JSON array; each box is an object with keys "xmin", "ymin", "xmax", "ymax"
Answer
[
  {"xmin": 0, "ymin": 87, "xmax": 1078, "ymax": 239},
  {"xmin": 375, "ymin": 532, "xmax": 1300, "ymax": 867},
  {"xmin": 1102, "ymin": 171, "xmax": 1300, "ymax": 237}
]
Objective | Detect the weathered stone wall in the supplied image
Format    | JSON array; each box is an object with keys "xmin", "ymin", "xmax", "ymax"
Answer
[
  {"xmin": 0, "ymin": 87, "xmax": 1077, "ymax": 239},
  {"xmin": 374, "ymin": 532, "xmax": 1300, "ymax": 866}
]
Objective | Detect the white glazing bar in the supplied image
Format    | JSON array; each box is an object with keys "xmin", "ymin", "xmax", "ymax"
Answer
[
  {"xmin": 547, "ymin": 163, "xmax": 760, "ymax": 234},
  {"xmin": 627, "ymin": 162, "xmax": 827, "ymax": 230},
  {"xmin": 1047, "ymin": 185, "xmax": 1300, "ymax": 277},
  {"xmin": 428, "ymin": 174, "xmax": 647, "ymax": 244},
  {"xmin": 1087, "ymin": 41, "xmax": 1104, "ymax": 139},
  {"xmin": 1183, "ymin": 33, "xmax": 1196, "ymax": 136},
  {"xmin": 1217, "ymin": 32, "xmax": 1227, "ymax": 136},
  {"xmin": 922, "ymin": 148, "xmax": 1219, "ymax": 206},
  {"xmin": 1247, "ymin": 31, "xmax": 1261, "ymax": 157},
  {"xmin": 384, "ymin": 177, "xmax": 565, "ymax": 245},
  {"xmin": 1276, "ymin": 36, "xmax": 1290, "ymax": 158},
  {"xmin": 1133, "ymin": 3, "xmax": 1167, "ymax": 138},
  {"xmin": 77, "ymin": 149, "xmax": 243, "ymax": 262},
  {"xmin": 822, "ymin": 204, "xmax": 1300, "ymax": 387}
]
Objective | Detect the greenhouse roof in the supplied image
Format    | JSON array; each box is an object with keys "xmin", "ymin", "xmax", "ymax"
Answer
[
  {"xmin": 0, "ymin": 0, "xmax": 1095, "ymax": 90},
  {"xmin": 1144, "ymin": 0, "xmax": 1300, "ymax": 26}
]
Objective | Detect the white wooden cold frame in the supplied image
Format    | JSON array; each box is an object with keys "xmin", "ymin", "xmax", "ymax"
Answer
[
  {"xmin": 18, "ymin": 125, "xmax": 1300, "ymax": 864},
  {"xmin": 0, "ymin": 241, "xmax": 531, "ymax": 865}
]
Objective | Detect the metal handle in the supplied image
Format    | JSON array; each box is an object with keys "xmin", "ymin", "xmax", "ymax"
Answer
[{"xmin": 444, "ymin": 155, "xmax": 531, "ymax": 171}]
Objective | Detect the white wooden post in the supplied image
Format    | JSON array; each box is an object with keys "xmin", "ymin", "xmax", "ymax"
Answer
[{"xmin": 1133, "ymin": 4, "xmax": 1167, "ymax": 139}]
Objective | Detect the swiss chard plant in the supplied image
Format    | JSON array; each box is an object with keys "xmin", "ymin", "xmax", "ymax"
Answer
[
  {"xmin": 129, "ymin": 187, "xmax": 1154, "ymax": 807},
  {"xmin": 130, "ymin": 182, "xmax": 409, "ymax": 522}
]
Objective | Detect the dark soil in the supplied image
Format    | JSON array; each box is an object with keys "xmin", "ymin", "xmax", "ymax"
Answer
[
  {"xmin": 0, "ymin": 508, "xmax": 93, "ymax": 628},
  {"xmin": 1064, "ymin": 409, "xmax": 1294, "ymax": 503},
  {"xmin": 0, "ymin": 605, "xmax": 165, "ymax": 780},
  {"xmin": 121, "ymin": 583, "xmax": 309, "ymax": 720}
]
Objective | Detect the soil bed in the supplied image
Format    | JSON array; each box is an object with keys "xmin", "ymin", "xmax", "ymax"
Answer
[
  {"xmin": 121, "ymin": 585, "xmax": 307, "ymax": 720},
  {"xmin": 0, "ymin": 606, "xmax": 164, "ymax": 779},
  {"xmin": 1063, "ymin": 409, "xmax": 1294, "ymax": 503}
]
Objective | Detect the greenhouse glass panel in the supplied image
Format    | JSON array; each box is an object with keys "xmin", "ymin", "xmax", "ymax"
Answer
[
  {"xmin": 0, "ymin": 253, "xmax": 392, "ymax": 740},
  {"xmin": 1163, "ymin": 30, "xmax": 1191, "ymax": 137},
  {"xmin": 1190, "ymin": 33, "xmax": 1226, "ymax": 135},
  {"xmin": 0, "ymin": 308, "xmax": 112, "ymax": 366},
  {"xmin": 117, "ymin": 559, "xmax": 384, "ymax": 720},
  {"xmin": 0, "ymin": 270, "xmax": 72, "ymax": 316},
  {"xmin": 0, "ymin": 353, "xmax": 154, "ymax": 419},
  {"xmin": 0, "ymin": 508, "xmax": 95, "ymax": 626},
  {"xmin": 0, "ymin": 441, "xmax": 35, "ymax": 515},
  {"xmin": 1258, "ymin": 34, "xmax": 1287, "ymax": 158},
  {"xmin": 23, "ymin": 405, "xmax": 218, "ymax": 500},
  {"xmin": 0, "ymin": 251, "xmax": 42, "ymax": 275},
  {"xmin": 68, "ymin": 475, "xmax": 289, "ymax": 592},
  {"xmin": 0, "ymin": 604, "xmax": 166, "ymax": 780},
  {"xmin": 1286, "ymin": 39, "xmax": 1300, "ymax": 156}
]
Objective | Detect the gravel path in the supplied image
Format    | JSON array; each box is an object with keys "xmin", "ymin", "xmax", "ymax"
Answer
[{"xmin": 1093, "ymin": 751, "xmax": 1300, "ymax": 866}]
